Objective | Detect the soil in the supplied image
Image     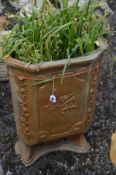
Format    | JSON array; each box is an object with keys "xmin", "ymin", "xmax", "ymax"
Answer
[
  {"xmin": 106, "ymin": 0, "xmax": 116, "ymax": 11},
  {"xmin": 0, "ymin": 0, "xmax": 116, "ymax": 174}
]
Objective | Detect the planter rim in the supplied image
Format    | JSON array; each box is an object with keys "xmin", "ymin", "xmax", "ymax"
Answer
[{"xmin": 4, "ymin": 47, "xmax": 105, "ymax": 72}]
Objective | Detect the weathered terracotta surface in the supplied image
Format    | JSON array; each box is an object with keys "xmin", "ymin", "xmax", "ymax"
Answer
[
  {"xmin": 5, "ymin": 48, "xmax": 104, "ymax": 165},
  {"xmin": 15, "ymin": 134, "xmax": 90, "ymax": 166}
]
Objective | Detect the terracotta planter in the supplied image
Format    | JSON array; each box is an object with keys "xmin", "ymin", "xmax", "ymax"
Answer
[{"xmin": 5, "ymin": 48, "xmax": 105, "ymax": 166}]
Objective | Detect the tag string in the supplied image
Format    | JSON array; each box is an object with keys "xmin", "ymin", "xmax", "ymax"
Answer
[
  {"xmin": 52, "ymin": 77, "xmax": 55, "ymax": 95},
  {"xmin": 49, "ymin": 77, "xmax": 57, "ymax": 103}
]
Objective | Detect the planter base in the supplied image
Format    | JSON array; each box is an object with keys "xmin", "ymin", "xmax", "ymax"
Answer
[{"xmin": 15, "ymin": 134, "xmax": 90, "ymax": 166}]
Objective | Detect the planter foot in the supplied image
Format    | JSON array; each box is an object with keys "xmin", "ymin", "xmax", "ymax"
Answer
[
  {"xmin": 15, "ymin": 135, "xmax": 90, "ymax": 167},
  {"xmin": 15, "ymin": 140, "xmax": 32, "ymax": 163}
]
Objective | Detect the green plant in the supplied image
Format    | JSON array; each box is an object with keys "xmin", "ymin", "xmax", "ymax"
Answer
[{"xmin": 2, "ymin": 0, "xmax": 107, "ymax": 64}]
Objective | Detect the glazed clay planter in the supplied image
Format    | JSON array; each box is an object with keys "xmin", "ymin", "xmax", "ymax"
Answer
[{"xmin": 5, "ymin": 48, "xmax": 104, "ymax": 166}]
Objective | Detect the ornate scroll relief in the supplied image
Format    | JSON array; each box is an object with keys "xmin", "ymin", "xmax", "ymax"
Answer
[
  {"xmin": 16, "ymin": 75, "xmax": 31, "ymax": 141},
  {"xmin": 44, "ymin": 92, "xmax": 77, "ymax": 115},
  {"xmin": 86, "ymin": 64, "xmax": 100, "ymax": 128}
]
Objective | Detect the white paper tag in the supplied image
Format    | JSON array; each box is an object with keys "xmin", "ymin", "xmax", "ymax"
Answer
[{"xmin": 49, "ymin": 95, "xmax": 56, "ymax": 103}]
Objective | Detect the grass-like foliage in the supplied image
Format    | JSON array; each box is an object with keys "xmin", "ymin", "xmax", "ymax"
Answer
[{"xmin": 2, "ymin": 0, "xmax": 107, "ymax": 64}]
